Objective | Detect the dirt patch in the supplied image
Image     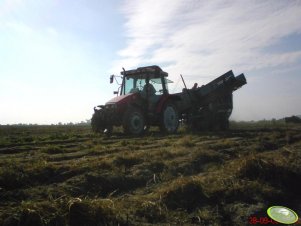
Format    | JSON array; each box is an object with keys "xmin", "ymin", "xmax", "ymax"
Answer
[
  {"xmin": 113, "ymin": 155, "xmax": 143, "ymax": 170},
  {"xmin": 69, "ymin": 173, "xmax": 146, "ymax": 197},
  {"xmin": 168, "ymin": 150, "xmax": 223, "ymax": 176},
  {"xmin": 0, "ymin": 165, "xmax": 81, "ymax": 190},
  {"xmin": 161, "ymin": 178, "xmax": 209, "ymax": 212},
  {"xmin": 68, "ymin": 200, "xmax": 123, "ymax": 226},
  {"xmin": 238, "ymin": 156, "xmax": 301, "ymax": 194},
  {"xmin": 0, "ymin": 146, "xmax": 36, "ymax": 154},
  {"xmin": 2, "ymin": 209, "xmax": 43, "ymax": 226},
  {"xmin": 132, "ymin": 161, "xmax": 166, "ymax": 179},
  {"xmin": 222, "ymin": 202, "xmax": 266, "ymax": 226},
  {"xmin": 135, "ymin": 201, "xmax": 166, "ymax": 223}
]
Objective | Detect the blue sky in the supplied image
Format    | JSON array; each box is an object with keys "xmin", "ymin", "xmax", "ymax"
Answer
[{"xmin": 0, "ymin": 0, "xmax": 301, "ymax": 124}]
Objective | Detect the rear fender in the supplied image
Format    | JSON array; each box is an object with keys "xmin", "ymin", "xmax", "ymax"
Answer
[
  {"xmin": 155, "ymin": 95, "xmax": 181, "ymax": 113},
  {"xmin": 128, "ymin": 102, "xmax": 143, "ymax": 111}
]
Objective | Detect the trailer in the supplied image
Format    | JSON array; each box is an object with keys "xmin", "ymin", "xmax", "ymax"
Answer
[{"xmin": 175, "ymin": 70, "xmax": 246, "ymax": 130}]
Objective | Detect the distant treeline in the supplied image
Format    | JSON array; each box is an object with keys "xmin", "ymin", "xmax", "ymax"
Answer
[
  {"xmin": 230, "ymin": 116, "xmax": 301, "ymax": 129},
  {"xmin": 1, "ymin": 116, "xmax": 300, "ymax": 127},
  {"xmin": 0, "ymin": 119, "xmax": 91, "ymax": 126},
  {"xmin": 230, "ymin": 118, "xmax": 285, "ymax": 128}
]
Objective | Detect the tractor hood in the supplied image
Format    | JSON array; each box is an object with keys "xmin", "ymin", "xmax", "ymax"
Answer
[{"xmin": 106, "ymin": 93, "xmax": 135, "ymax": 105}]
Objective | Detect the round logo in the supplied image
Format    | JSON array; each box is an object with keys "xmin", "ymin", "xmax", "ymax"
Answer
[{"xmin": 267, "ymin": 206, "xmax": 298, "ymax": 224}]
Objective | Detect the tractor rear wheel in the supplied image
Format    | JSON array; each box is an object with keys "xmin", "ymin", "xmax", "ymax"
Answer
[
  {"xmin": 123, "ymin": 107, "xmax": 146, "ymax": 135},
  {"xmin": 219, "ymin": 118, "xmax": 229, "ymax": 130},
  {"xmin": 160, "ymin": 102, "xmax": 179, "ymax": 133}
]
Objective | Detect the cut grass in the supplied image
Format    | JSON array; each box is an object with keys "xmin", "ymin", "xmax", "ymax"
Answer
[{"xmin": 0, "ymin": 123, "xmax": 301, "ymax": 225}]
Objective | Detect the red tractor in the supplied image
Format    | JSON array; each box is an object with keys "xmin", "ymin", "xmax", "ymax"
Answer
[{"xmin": 91, "ymin": 65, "xmax": 180, "ymax": 135}]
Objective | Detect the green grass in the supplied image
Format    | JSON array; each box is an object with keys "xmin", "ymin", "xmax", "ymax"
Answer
[{"xmin": 0, "ymin": 123, "xmax": 301, "ymax": 225}]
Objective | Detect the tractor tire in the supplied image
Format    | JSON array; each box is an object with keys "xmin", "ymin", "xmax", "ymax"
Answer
[
  {"xmin": 123, "ymin": 107, "xmax": 146, "ymax": 135},
  {"xmin": 104, "ymin": 125, "xmax": 113, "ymax": 136},
  {"xmin": 91, "ymin": 111, "xmax": 113, "ymax": 135},
  {"xmin": 160, "ymin": 102, "xmax": 179, "ymax": 133},
  {"xmin": 220, "ymin": 118, "xmax": 230, "ymax": 130},
  {"xmin": 91, "ymin": 112, "xmax": 102, "ymax": 133}
]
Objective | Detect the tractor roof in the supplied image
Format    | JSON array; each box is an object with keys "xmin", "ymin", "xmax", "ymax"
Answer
[{"xmin": 121, "ymin": 65, "xmax": 168, "ymax": 78}]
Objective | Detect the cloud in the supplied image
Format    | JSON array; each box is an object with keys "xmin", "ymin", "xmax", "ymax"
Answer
[
  {"xmin": 0, "ymin": 0, "xmax": 23, "ymax": 16},
  {"xmin": 113, "ymin": 0, "xmax": 301, "ymax": 83}
]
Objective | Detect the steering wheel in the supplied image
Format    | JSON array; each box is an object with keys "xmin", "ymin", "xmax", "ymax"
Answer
[{"xmin": 137, "ymin": 80, "xmax": 143, "ymax": 91}]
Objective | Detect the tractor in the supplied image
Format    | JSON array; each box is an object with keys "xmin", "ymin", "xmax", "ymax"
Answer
[{"xmin": 91, "ymin": 65, "xmax": 180, "ymax": 135}]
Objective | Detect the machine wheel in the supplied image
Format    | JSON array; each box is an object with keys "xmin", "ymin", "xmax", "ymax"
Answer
[
  {"xmin": 123, "ymin": 107, "xmax": 146, "ymax": 135},
  {"xmin": 220, "ymin": 118, "xmax": 230, "ymax": 130},
  {"xmin": 104, "ymin": 126, "xmax": 113, "ymax": 136},
  {"xmin": 91, "ymin": 112, "xmax": 102, "ymax": 133},
  {"xmin": 143, "ymin": 125, "xmax": 150, "ymax": 133},
  {"xmin": 91, "ymin": 111, "xmax": 113, "ymax": 135},
  {"xmin": 160, "ymin": 102, "xmax": 179, "ymax": 133}
]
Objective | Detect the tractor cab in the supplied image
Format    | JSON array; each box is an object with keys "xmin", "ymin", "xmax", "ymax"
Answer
[
  {"xmin": 119, "ymin": 66, "xmax": 173, "ymax": 111},
  {"xmin": 120, "ymin": 65, "xmax": 173, "ymax": 97}
]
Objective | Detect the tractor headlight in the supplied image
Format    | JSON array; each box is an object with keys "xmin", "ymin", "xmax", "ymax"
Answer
[{"xmin": 105, "ymin": 104, "xmax": 117, "ymax": 109}]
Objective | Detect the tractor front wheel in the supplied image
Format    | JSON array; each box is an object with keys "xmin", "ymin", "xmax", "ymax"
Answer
[
  {"xmin": 160, "ymin": 103, "xmax": 179, "ymax": 133},
  {"xmin": 104, "ymin": 125, "xmax": 113, "ymax": 136},
  {"xmin": 123, "ymin": 107, "xmax": 146, "ymax": 135},
  {"xmin": 91, "ymin": 111, "xmax": 103, "ymax": 133}
]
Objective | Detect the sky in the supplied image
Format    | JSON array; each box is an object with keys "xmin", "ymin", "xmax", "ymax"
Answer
[{"xmin": 0, "ymin": 0, "xmax": 301, "ymax": 124}]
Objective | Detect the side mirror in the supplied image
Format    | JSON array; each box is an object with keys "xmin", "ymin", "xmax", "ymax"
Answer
[
  {"xmin": 113, "ymin": 91, "xmax": 118, "ymax": 95},
  {"xmin": 110, "ymin": 75, "xmax": 114, "ymax": 84}
]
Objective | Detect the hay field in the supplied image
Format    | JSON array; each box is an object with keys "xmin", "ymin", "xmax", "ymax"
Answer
[{"xmin": 0, "ymin": 123, "xmax": 301, "ymax": 225}]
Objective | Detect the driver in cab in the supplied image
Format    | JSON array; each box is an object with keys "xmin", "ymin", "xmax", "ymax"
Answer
[
  {"xmin": 143, "ymin": 83, "xmax": 156, "ymax": 96},
  {"xmin": 142, "ymin": 82, "xmax": 160, "ymax": 109}
]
